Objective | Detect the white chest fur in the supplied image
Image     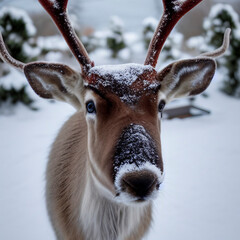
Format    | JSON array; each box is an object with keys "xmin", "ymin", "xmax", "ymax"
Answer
[{"xmin": 80, "ymin": 171, "xmax": 148, "ymax": 240}]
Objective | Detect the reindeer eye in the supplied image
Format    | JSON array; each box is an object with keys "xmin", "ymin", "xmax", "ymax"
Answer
[
  {"xmin": 86, "ymin": 101, "xmax": 96, "ymax": 114},
  {"xmin": 158, "ymin": 100, "xmax": 165, "ymax": 112}
]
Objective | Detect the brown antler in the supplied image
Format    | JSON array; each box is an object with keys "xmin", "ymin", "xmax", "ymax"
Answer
[
  {"xmin": 38, "ymin": 0, "xmax": 93, "ymax": 74},
  {"xmin": 0, "ymin": 32, "xmax": 25, "ymax": 71},
  {"xmin": 145, "ymin": 0, "xmax": 203, "ymax": 67}
]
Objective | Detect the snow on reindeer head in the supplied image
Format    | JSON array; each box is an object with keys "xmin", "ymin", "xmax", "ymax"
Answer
[{"xmin": 0, "ymin": 0, "xmax": 230, "ymax": 204}]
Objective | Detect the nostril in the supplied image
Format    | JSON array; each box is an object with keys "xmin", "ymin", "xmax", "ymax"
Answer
[
  {"xmin": 123, "ymin": 177, "xmax": 156, "ymax": 192},
  {"xmin": 121, "ymin": 171, "xmax": 158, "ymax": 198}
]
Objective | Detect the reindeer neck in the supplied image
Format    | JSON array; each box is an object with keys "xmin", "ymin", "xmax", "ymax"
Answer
[{"xmin": 80, "ymin": 165, "xmax": 150, "ymax": 240}]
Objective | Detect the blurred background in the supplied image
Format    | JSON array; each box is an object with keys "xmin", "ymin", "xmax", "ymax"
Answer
[{"xmin": 0, "ymin": 0, "xmax": 239, "ymax": 240}]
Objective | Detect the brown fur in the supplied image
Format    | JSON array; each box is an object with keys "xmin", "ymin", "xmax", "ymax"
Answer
[
  {"xmin": 46, "ymin": 104, "xmax": 158, "ymax": 239},
  {"xmin": 46, "ymin": 113, "xmax": 87, "ymax": 239}
]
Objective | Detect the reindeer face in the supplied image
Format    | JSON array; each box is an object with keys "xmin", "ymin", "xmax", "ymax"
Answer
[{"xmin": 83, "ymin": 64, "xmax": 164, "ymax": 203}]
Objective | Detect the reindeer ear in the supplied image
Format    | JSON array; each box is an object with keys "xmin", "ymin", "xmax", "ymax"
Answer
[
  {"xmin": 157, "ymin": 58, "xmax": 216, "ymax": 103},
  {"xmin": 24, "ymin": 62, "xmax": 84, "ymax": 109}
]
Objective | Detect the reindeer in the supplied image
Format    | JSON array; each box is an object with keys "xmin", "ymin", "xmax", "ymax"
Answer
[{"xmin": 0, "ymin": 0, "xmax": 230, "ymax": 239}]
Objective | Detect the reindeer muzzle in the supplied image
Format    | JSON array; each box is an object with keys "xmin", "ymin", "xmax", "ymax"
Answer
[{"xmin": 113, "ymin": 124, "xmax": 163, "ymax": 203}]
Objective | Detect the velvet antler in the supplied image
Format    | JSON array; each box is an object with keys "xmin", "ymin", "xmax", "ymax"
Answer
[
  {"xmin": 38, "ymin": 0, "xmax": 93, "ymax": 74},
  {"xmin": 0, "ymin": 32, "xmax": 25, "ymax": 71},
  {"xmin": 145, "ymin": 0, "xmax": 203, "ymax": 67}
]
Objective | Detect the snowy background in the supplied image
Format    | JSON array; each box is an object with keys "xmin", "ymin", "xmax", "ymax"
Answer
[{"xmin": 0, "ymin": 0, "xmax": 240, "ymax": 240}]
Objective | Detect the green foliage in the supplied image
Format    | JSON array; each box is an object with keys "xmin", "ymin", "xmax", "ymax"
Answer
[
  {"xmin": 0, "ymin": 7, "xmax": 37, "ymax": 62},
  {"xmin": 204, "ymin": 4, "xmax": 240, "ymax": 97},
  {"xmin": 142, "ymin": 17, "xmax": 183, "ymax": 62},
  {"xmin": 82, "ymin": 34, "xmax": 100, "ymax": 53},
  {"xmin": 107, "ymin": 35, "xmax": 126, "ymax": 58},
  {"xmin": 106, "ymin": 16, "xmax": 126, "ymax": 58},
  {"xmin": 160, "ymin": 31, "xmax": 184, "ymax": 62},
  {"xmin": 0, "ymin": 85, "xmax": 35, "ymax": 108},
  {"xmin": 0, "ymin": 7, "xmax": 37, "ymax": 109},
  {"xmin": 1, "ymin": 16, "xmax": 27, "ymax": 62},
  {"xmin": 142, "ymin": 17, "xmax": 158, "ymax": 50}
]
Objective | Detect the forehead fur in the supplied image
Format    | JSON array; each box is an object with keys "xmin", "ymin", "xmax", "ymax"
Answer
[{"xmin": 86, "ymin": 63, "xmax": 160, "ymax": 105}]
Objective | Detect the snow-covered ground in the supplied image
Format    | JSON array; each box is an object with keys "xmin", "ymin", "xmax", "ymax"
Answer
[{"xmin": 0, "ymin": 64, "xmax": 240, "ymax": 240}]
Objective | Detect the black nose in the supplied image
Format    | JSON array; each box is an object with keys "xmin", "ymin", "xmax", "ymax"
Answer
[{"xmin": 121, "ymin": 170, "xmax": 159, "ymax": 199}]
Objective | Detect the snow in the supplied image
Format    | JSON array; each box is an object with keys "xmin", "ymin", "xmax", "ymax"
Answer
[
  {"xmin": 114, "ymin": 162, "xmax": 163, "ymax": 203},
  {"xmin": 109, "ymin": 15, "xmax": 124, "ymax": 33},
  {"xmin": 113, "ymin": 124, "xmax": 159, "ymax": 174},
  {"xmin": 187, "ymin": 35, "xmax": 206, "ymax": 51},
  {"xmin": 173, "ymin": 0, "xmax": 184, "ymax": 12},
  {"xmin": 0, "ymin": 7, "xmax": 36, "ymax": 36},
  {"xmin": 89, "ymin": 63, "xmax": 153, "ymax": 87},
  {"xmin": 23, "ymin": 42, "xmax": 41, "ymax": 59},
  {"xmin": 142, "ymin": 17, "xmax": 158, "ymax": 29},
  {"xmin": 0, "ymin": 66, "xmax": 240, "ymax": 240},
  {"xmin": 203, "ymin": 3, "xmax": 240, "ymax": 42},
  {"xmin": 207, "ymin": 3, "xmax": 240, "ymax": 27},
  {"xmin": 87, "ymin": 63, "xmax": 158, "ymax": 104},
  {"xmin": 160, "ymin": 30, "xmax": 184, "ymax": 61},
  {"xmin": 118, "ymin": 48, "xmax": 131, "ymax": 61},
  {"xmin": 36, "ymin": 35, "xmax": 69, "ymax": 52},
  {"xmin": 0, "ymin": 68, "xmax": 27, "ymax": 91}
]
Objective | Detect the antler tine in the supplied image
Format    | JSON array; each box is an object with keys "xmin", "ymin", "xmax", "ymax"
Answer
[
  {"xmin": 145, "ymin": 0, "xmax": 203, "ymax": 67},
  {"xmin": 0, "ymin": 32, "xmax": 25, "ymax": 71},
  {"xmin": 200, "ymin": 28, "xmax": 231, "ymax": 58},
  {"xmin": 38, "ymin": 0, "xmax": 93, "ymax": 74}
]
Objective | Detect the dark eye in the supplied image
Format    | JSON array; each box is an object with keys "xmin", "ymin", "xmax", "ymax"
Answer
[
  {"xmin": 86, "ymin": 101, "xmax": 96, "ymax": 114},
  {"xmin": 158, "ymin": 100, "xmax": 165, "ymax": 113}
]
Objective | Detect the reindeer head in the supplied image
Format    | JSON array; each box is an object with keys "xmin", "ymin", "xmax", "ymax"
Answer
[{"xmin": 0, "ymin": 0, "xmax": 230, "ymax": 204}]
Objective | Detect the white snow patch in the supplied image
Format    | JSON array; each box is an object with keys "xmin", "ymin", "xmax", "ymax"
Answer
[
  {"xmin": 114, "ymin": 162, "xmax": 163, "ymax": 203},
  {"xmin": 0, "ymin": 7, "xmax": 36, "ymax": 36},
  {"xmin": 23, "ymin": 42, "xmax": 41, "ymax": 59},
  {"xmin": 109, "ymin": 15, "xmax": 124, "ymax": 32},
  {"xmin": 87, "ymin": 64, "xmax": 158, "ymax": 104},
  {"xmin": 89, "ymin": 63, "xmax": 153, "ymax": 86},
  {"xmin": 203, "ymin": 3, "xmax": 240, "ymax": 43},
  {"xmin": 0, "ymin": 68, "xmax": 27, "ymax": 90},
  {"xmin": 142, "ymin": 17, "xmax": 158, "ymax": 29},
  {"xmin": 208, "ymin": 3, "xmax": 239, "ymax": 25},
  {"xmin": 37, "ymin": 35, "xmax": 69, "ymax": 52},
  {"xmin": 115, "ymin": 162, "xmax": 164, "ymax": 191},
  {"xmin": 173, "ymin": 0, "xmax": 186, "ymax": 12}
]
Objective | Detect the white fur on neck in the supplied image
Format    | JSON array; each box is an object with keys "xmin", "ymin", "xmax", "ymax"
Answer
[{"xmin": 80, "ymin": 168, "xmax": 148, "ymax": 240}]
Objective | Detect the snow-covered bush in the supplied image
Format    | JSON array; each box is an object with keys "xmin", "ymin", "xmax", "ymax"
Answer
[
  {"xmin": 204, "ymin": 4, "xmax": 240, "ymax": 97},
  {"xmin": 37, "ymin": 35, "xmax": 69, "ymax": 54},
  {"xmin": 159, "ymin": 30, "xmax": 184, "ymax": 62},
  {"xmin": 0, "ymin": 7, "xmax": 37, "ymax": 109},
  {"xmin": 0, "ymin": 7, "xmax": 38, "ymax": 62},
  {"xmin": 82, "ymin": 33, "xmax": 102, "ymax": 53},
  {"xmin": 0, "ymin": 85, "xmax": 34, "ymax": 108},
  {"xmin": 203, "ymin": 4, "xmax": 240, "ymax": 51},
  {"xmin": 142, "ymin": 17, "xmax": 184, "ymax": 63},
  {"xmin": 188, "ymin": 4, "xmax": 240, "ymax": 97},
  {"xmin": 142, "ymin": 17, "xmax": 158, "ymax": 50},
  {"xmin": 106, "ymin": 16, "xmax": 126, "ymax": 58}
]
